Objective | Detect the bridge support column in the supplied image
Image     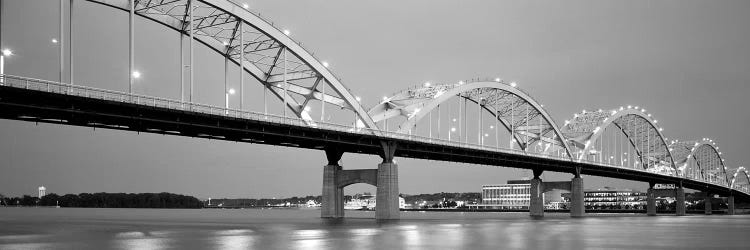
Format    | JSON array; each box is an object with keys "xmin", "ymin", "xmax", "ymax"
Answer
[
  {"xmin": 376, "ymin": 141, "xmax": 399, "ymax": 220},
  {"xmin": 529, "ymin": 169, "xmax": 544, "ymax": 218},
  {"xmin": 675, "ymin": 187, "xmax": 686, "ymax": 216},
  {"xmin": 704, "ymin": 193, "xmax": 712, "ymax": 215},
  {"xmin": 728, "ymin": 195, "xmax": 735, "ymax": 215},
  {"xmin": 570, "ymin": 168, "xmax": 585, "ymax": 218},
  {"xmin": 646, "ymin": 183, "xmax": 657, "ymax": 216},
  {"xmin": 321, "ymin": 164, "xmax": 344, "ymax": 218},
  {"xmin": 321, "ymin": 148, "xmax": 344, "ymax": 218}
]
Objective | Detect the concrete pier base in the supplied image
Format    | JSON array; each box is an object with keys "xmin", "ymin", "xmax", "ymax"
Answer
[
  {"xmin": 646, "ymin": 188, "xmax": 657, "ymax": 216},
  {"xmin": 321, "ymin": 165, "xmax": 344, "ymax": 218},
  {"xmin": 728, "ymin": 196, "xmax": 735, "ymax": 215},
  {"xmin": 704, "ymin": 194, "xmax": 712, "ymax": 215},
  {"xmin": 675, "ymin": 188, "xmax": 686, "ymax": 216},
  {"xmin": 529, "ymin": 178, "xmax": 544, "ymax": 217},
  {"xmin": 570, "ymin": 177, "xmax": 585, "ymax": 218},
  {"xmin": 376, "ymin": 162, "xmax": 399, "ymax": 220}
]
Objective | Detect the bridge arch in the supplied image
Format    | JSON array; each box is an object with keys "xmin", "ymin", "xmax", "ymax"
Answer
[
  {"xmin": 85, "ymin": 0, "xmax": 378, "ymax": 131},
  {"xmin": 368, "ymin": 80, "xmax": 573, "ymax": 158},
  {"xmin": 670, "ymin": 139, "xmax": 730, "ymax": 186},
  {"xmin": 562, "ymin": 107, "xmax": 676, "ymax": 175},
  {"xmin": 730, "ymin": 167, "xmax": 750, "ymax": 193}
]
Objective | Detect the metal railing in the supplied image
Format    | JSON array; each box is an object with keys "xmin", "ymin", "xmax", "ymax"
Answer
[{"xmin": 1, "ymin": 74, "xmax": 744, "ymax": 195}]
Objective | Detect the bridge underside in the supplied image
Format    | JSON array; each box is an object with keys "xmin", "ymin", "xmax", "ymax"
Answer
[{"xmin": 0, "ymin": 86, "xmax": 746, "ymax": 201}]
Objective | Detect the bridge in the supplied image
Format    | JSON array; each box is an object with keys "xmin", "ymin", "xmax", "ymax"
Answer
[{"xmin": 0, "ymin": 0, "xmax": 748, "ymax": 220}]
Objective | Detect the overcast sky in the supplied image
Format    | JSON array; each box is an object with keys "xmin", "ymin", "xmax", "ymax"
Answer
[{"xmin": 1, "ymin": 0, "xmax": 749, "ymax": 198}]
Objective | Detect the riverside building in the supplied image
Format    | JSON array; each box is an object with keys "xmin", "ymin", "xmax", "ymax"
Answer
[{"xmin": 474, "ymin": 180, "xmax": 532, "ymax": 209}]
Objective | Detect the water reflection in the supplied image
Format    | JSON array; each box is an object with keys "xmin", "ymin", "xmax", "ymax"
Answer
[
  {"xmin": 292, "ymin": 229, "xmax": 329, "ymax": 249},
  {"xmin": 216, "ymin": 230, "xmax": 254, "ymax": 250},
  {"xmin": 1, "ymin": 208, "xmax": 749, "ymax": 250}
]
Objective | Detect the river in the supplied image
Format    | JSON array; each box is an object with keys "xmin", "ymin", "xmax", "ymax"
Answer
[{"xmin": 1, "ymin": 207, "xmax": 748, "ymax": 249}]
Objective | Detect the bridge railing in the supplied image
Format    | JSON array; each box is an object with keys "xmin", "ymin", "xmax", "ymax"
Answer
[{"xmin": 0, "ymin": 74, "xmax": 742, "ymax": 194}]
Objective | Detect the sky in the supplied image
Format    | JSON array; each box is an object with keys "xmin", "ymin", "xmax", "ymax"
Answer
[{"xmin": 1, "ymin": 0, "xmax": 749, "ymax": 199}]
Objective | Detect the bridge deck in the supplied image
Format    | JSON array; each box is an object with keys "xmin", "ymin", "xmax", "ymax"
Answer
[{"xmin": 0, "ymin": 76, "xmax": 745, "ymax": 199}]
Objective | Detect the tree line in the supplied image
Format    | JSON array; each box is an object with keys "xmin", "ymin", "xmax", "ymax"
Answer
[{"xmin": 0, "ymin": 192, "xmax": 202, "ymax": 208}]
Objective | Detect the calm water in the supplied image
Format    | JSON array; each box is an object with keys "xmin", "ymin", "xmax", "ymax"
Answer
[{"xmin": 1, "ymin": 207, "xmax": 749, "ymax": 250}]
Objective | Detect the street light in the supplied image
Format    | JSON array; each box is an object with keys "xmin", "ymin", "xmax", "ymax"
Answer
[
  {"xmin": 0, "ymin": 49, "xmax": 12, "ymax": 83},
  {"xmin": 52, "ymin": 38, "xmax": 59, "ymax": 44},
  {"xmin": 449, "ymin": 127, "xmax": 456, "ymax": 141},
  {"xmin": 225, "ymin": 88, "xmax": 236, "ymax": 114},
  {"xmin": 132, "ymin": 71, "xmax": 141, "ymax": 79},
  {"xmin": 283, "ymin": 29, "xmax": 291, "ymax": 36},
  {"xmin": 242, "ymin": 3, "xmax": 249, "ymax": 9}
]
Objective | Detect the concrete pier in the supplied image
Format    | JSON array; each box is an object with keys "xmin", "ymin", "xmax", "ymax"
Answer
[
  {"xmin": 728, "ymin": 195, "xmax": 735, "ymax": 215},
  {"xmin": 675, "ymin": 187, "xmax": 686, "ymax": 216},
  {"xmin": 646, "ymin": 183, "xmax": 656, "ymax": 216},
  {"xmin": 529, "ymin": 177, "xmax": 544, "ymax": 217},
  {"xmin": 570, "ymin": 176, "xmax": 585, "ymax": 218},
  {"xmin": 321, "ymin": 164, "xmax": 344, "ymax": 218},
  {"xmin": 704, "ymin": 194, "xmax": 712, "ymax": 215},
  {"xmin": 376, "ymin": 162, "xmax": 399, "ymax": 220}
]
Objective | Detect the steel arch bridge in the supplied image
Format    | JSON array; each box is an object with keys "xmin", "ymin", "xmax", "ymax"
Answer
[
  {"xmin": 91, "ymin": 0, "xmax": 378, "ymax": 131},
  {"xmin": 369, "ymin": 80, "xmax": 574, "ymax": 159},
  {"xmin": 0, "ymin": 0, "xmax": 748, "ymax": 219}
]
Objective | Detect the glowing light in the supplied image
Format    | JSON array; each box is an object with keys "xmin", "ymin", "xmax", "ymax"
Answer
[
  {"xmin": 490, "ymin": 125, "xmax": 494, "ymax": 129},
  {"xmin": 451, "ymin": 127, "xmax": 456, "ymax": 132},
  {"xmin": 382, "ymin": 96, "xmax": 388, "ymax": 101},
  {"xmin": 484, "ymin": 133, "xmax": 489, "ymax": 137},
  {"xmin": 424, "ymin": 82, "xmax": 431, "ymax": 87},
  {"xmin": 223, "ymin": 41, "xmax": 229, "ymax": 46},
  {"xmin": 414, "ymin": 108, "xmax": 421, "ymax": 113},
  {"xmin": 654, "ymin": 120, "xmax": 658, "ymax": 123},
  {"xmin": 564, "ymin": 120, "xmax": 570, "ymax": 125},
  {"xmin": 51, "ymin": 38, "xmax": 58, "ymax": 44},
  {"xmin": 355, "ymin": 96, "xmax": 361, "ymax": 102},
  {"xmin": 619, "ymin": 106, "xmax": 624, "ymax": 111},
  {"xmin": 228, "ymin": 88, "xmax": 236, "ymax": 95},
  {"xmin": 132, "ymin": 71, "xmax": 141, "ymax": 79},
  {"xmin": 452, "ymin": 118, "xmax": 457, "ymax": 122},
  {"xmin": 242, "ymin": 3, "xmax": 249, "ymax": 9},
  {"xmin": 510, "ymin": 82, "xmax": 517, "ymax": 87},
  {"xmin": 494, "ymin": 78, "xmax": 501, "ymax": 82},
  {"xmin": 1, "ymin": 49, "xmax": 12, "ymax": 56},
  {"xmin": 283, "ymin": 29, "xmax": 291, "ymax": 36},
  {"xmin": 458, "ymin": 81, "xmax": 465, "ymax": 85},
  {"xmin": 322, "ymin": 61, "xmax": 329, "ymax": 67},
  {"xmin": 628, "ymin": 105, "xmax": 632, "ymax": 109}
]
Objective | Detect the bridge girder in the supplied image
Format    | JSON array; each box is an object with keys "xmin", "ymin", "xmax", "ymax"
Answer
[
  {"xmin": 730, "ymin": 167, "xmax": 750, "ymax": 194},
  {"xmin": 670, "ymin": 139, "xmax": 731, "ymax": 187},
  {"xmin": 87, "ymin": 0, "xmax": 379, "ymax": 132},
  {"xmin": 562, "ymin": 108, "xmax": 676, "ymax": 175},
  {"xmin": 368, "ymin": 81, "xmax": 573, "ymax": 159}
]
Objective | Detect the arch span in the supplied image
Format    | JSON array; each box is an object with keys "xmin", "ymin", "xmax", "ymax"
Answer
[
  {"xmin": 562, "ymin": 107, "xmax": 676, "ymax": 175},
  {"xmin": 86, "ymin": 0, "xmax": 378, "ymax": 131},
  {"xmin": 731, "ymin": 167, "xmax": 750, "ymax": 193},
  {"xmin": 369, "ymin": 80, "xmax": 573, "ymax": 158},
  {"xmin": 670, "ymin": 139, "xmax": 730, "ymax": 186}
]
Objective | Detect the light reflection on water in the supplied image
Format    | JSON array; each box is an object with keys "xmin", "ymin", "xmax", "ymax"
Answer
[{"xmin": 1, "ymin": 208, "xmax": 749, "ymax": 249}]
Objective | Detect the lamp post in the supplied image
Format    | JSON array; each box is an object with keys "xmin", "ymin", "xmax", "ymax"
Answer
[
  {"xmin": 225, "ymin": 88, "xmax": 235, "ymax": 115},
  {"xmin": 0, "ymin": 49, "xmax": 11, "ymax": 84}
]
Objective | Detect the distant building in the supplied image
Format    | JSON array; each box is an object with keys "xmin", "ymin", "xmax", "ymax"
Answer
[
  {"xmin": 344, "ymin": 194, "xmax": 406, "ymax": 210},
  {"xmin": 474, "ymin": 180, "xmax": 532, "ymax": 209},
  {"xmin": 38, "ymin": 186, "xmax": 46, "ymax": 198},
  {"xmin": 562, "ymin": 187, "xmax": 646, "ymax": 209}
]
